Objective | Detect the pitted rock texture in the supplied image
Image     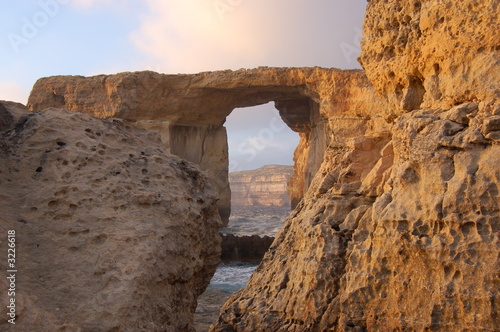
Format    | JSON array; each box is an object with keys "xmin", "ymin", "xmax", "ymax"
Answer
[
  {"xmin": 27, "ymin": 67, "xmax": 390, "ymax": 224},
  {"xmin": 229, "ymin": 165, "xmax": 293, "ymax": 207},
  {"xmin": 0, "ymin": 102, "xmax": 222, "ymax": 331},
  {"xmin": 212, "ymin": 130, "xmax": 393, "ymax": 331},
  {"xmin": 212, "ymin": 0, "xmax": 499, "ymax": 330},
  {"xmin": 359, "ymin": 0, "xmax": 500, "ymax": 118},
  {"xmin": 212, "ymin": 106, "xmax": 500, "ymax": 331}
]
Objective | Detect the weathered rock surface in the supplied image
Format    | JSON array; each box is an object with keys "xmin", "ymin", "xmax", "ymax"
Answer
[
  {"xmin": 359, "ymin": 0, "xmax": 500, "ymax": 118},
  {"xmin": 212, "ymin": 0, "xmax": 499, "ymax": 331},
  {"xmin": 221, "ymin": 234, "xmax": 275, "ymax": 262},
  {"xmin": 27, "ymin": 67, "xmax": 390, "ymax": 224},
  {"xmin": 229, "ymin": 165, "xmax": 293, "ymax": 207},
  {"xmin": 0, "ymin": 101, "xmax": 222, "ymax": 331},
  {"xmin": 212, "ymin": 131, "xmax": 393, "ymax": 331}
]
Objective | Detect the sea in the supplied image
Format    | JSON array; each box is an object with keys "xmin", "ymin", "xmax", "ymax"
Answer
[
  {"xmin": 194, "ymin": 206, "xmax": 291, "ymax": 331},
  {"xmin": 220, "ymin": 205, "xmax": 290, "ymax": 237},
  {"xmin": 213, "ymin": 205, "xmax": 290, "ymax": 292}
]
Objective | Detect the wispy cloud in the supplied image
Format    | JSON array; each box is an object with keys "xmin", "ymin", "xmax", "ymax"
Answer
[
  {"xmin": 130, "ymin": 0, "xmax": 264, "ymax": 73},
  {"xmin": 129, "ymin": 0, "xmax": 366, "ymax": 73},
  {"xmin": 226, "ymin": 104, "xmax": 299, "ymax": 171}
]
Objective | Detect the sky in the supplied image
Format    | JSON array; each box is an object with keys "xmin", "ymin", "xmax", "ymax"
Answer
[{"xmin": 0, "ymin": 0, "xmax": 367, "ymax": 171}]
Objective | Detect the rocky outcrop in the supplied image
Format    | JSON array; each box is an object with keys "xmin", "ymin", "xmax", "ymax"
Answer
[
  {"xmin": 27, "ymin": 67, "xmax": 390, "ymax": 224},
  {"xmin": 0, "ymin": 102, "xmax": 222, "ymax": 331},
  {"xmin": 214, "ymin": 102, "xmax": 500, "ymax": 331},
  {"xmin": 221, "ymin": 234, "xmax": 275, "ymax": 262},
  {"xmin": 229, "ymin": 165, "xmax": 293, "ymax": 207},
  {"xmin": 359, "ymin": 0, "xmax": 500, "ymax": 119},
  {"xmin": 212, "ymin": 0, "xmax": 499, "ymax": 331}
]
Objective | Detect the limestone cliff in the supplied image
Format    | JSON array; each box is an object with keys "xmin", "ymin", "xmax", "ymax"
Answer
[
  {"xmin": 229, "ymin": 165, "xmax": 293, "ymax": 207},
  {"xmin": 27, "ymin": 67, "xmax": 389, "ymax": 224},
  {"xmin": 0, "ymin": 101, "xmax": 222, "ymax": 331},
  {"xmin": 212, "ymin": 0, "xmax": 499, "ymax": 331},
  {"xmin": 359, "ymin": 0, "xmax": 499, "ymax": 119}
]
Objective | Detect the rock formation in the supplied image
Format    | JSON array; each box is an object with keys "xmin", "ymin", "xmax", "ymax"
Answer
[
  {"xmin": 212, "ymin": 0, "xmax": 500, "ymax": 331},
  {"xmin": 27, "ymin": 67, "xmax": 389, "ymax": 224},
  {"xmin": 229, "ymin": 165, "xmax": 293, "ymax": 207},
  {"xmin": 359, "ymin": 0, "xmax": 499, "ymax": 119},
  {"xmin": 21, "ymin": 0, "xmax": 499, "ymax": 329},
  {"xmin": 221, "ymin": 234, "xmax": 275, "ymax": 262},
  {"xmin": 0, "ymin": 101, "xmax": 222, "ymax": 331}
]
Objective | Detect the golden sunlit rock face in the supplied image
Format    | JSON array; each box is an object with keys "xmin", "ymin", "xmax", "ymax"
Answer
[
  {"xmin": 359, "ymin": 0, "xmax": 499, "ymax": 118},
  {"xmin": 229, "ymin": 165, "xmax": 294, "ymax": 207},
  {"xmin": 211, "ymin": 0, "xmax": 500, "ymax": 331}
]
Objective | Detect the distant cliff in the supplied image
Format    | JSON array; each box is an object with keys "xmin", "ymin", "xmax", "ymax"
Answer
[{"xmin": 229, "ymin": 165, "xmax": 293, "ymax": 207}]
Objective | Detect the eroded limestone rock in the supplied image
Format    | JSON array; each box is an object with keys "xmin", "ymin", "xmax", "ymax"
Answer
[
  {"xmin": 213, "ymin": 108, "xmax": 499, "ymax": 331},
  {"xmin": 0, "ymin": 102, "xmax": 222, "ymax": 331},
  {"xmin": 27, "ymin": 67, "xmax": 389, "ymax": 224},
  {"xmin": 212, "ymin": 0, "xmax": 499, "ymax": 330},
  {"xmin": 359, "ymin": 0, "xmax": 500, "ymax": 118},
  {"xmin": 212, "ymin": 130, "xmax": 392, "ymax": 331}
]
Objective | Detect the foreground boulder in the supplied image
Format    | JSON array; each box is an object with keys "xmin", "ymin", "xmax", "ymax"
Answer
[{"xmin": 0, "ymin": 102, "xmax": 222, "ymax": 331}]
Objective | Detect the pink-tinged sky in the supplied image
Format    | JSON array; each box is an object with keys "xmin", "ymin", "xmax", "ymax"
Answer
[{"xmin": 1, "ymin": 0, "xmax": 367, "ymax": 170}]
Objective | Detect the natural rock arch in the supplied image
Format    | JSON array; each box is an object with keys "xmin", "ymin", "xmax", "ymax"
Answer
[{"xmin": 28, "ymin": 67, "xmax": 385, "ymax": 225}]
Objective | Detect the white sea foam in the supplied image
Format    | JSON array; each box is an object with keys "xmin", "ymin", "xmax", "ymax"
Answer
[{"xmin": 208, "ymin": 262, "xmax": 259, "ymax": 293}]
